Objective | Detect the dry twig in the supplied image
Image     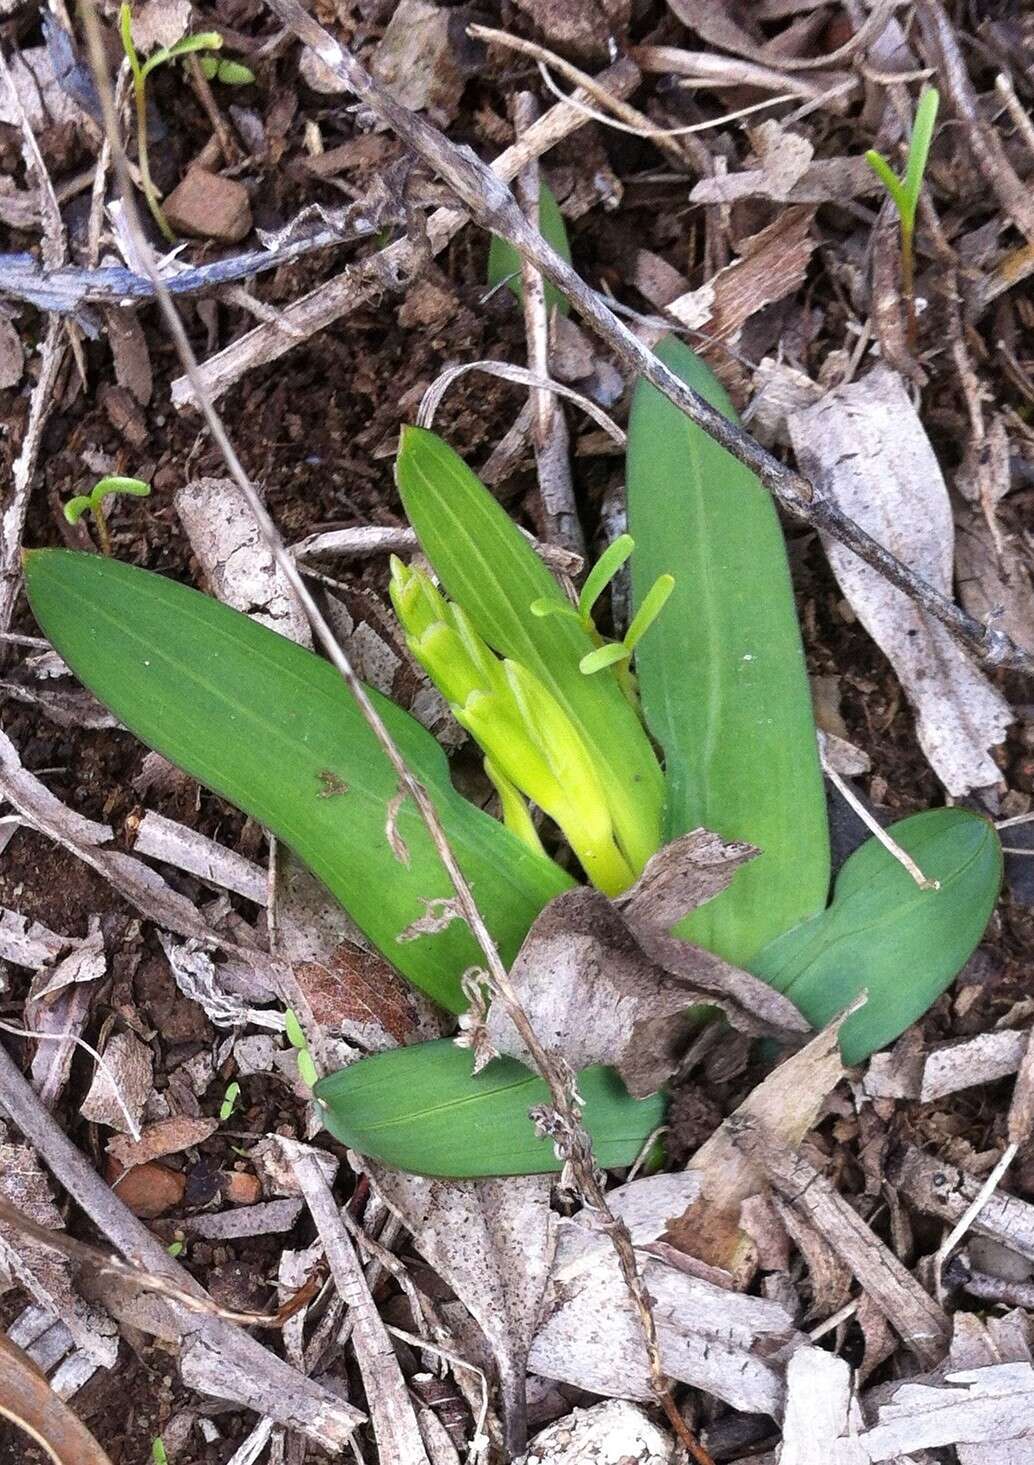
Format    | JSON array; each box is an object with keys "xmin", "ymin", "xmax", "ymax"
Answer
[{"xmin": 262, "ymin": 0, "xmax": 1034, "ymax": 680}]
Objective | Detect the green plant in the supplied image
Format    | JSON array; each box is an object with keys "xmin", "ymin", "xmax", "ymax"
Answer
[
  {"xmin": 118, "ymin": 4, "xmax": 251, "ymax": 242},
  {"xmin": 152, "ymin": 1440, "xmax": 169, "ymax": 1465},
  {"xmin": 285, "ymin": 1009, "xmax": 318, "ymax": 1089},
  {"xmin": 64, "ymin": 475, "xmax": 150, "ymax": 556},
  {"xmin": 219, "ymin": 1080, "xmax": 241, "ymax": 1120},
  {"xmin": 24, "ymin": 343, "xmax": 1001, "ymax": 1180},
  {"xmin": 865, "ymin": 86, "xmax": 939, "ymax": 350},
  {"xmin": 487, "ymin": 179, "xmax": 571, "ymax": 316}
]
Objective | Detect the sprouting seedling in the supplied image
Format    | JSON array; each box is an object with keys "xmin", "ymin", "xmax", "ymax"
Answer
[
  {"xmin": 152, "ymin": 1440, "xmax": 169, "ymax": 1465},
  {"xmin": 167, "ymin": 1240, "xmax": 184, "ymax": 1258},
  {"xmin": 284, "ymin": 1008, "xmax": 319, "ymax": 1090},
  {"xmin": 219, "ymin": 1080, "xmax": 241, "ymax": 1121},
  {"xmin": 530, "ymin": 533, "xmax": 674, "ymax": 693},
  {"xmin": 198, "ymin": 55, "xmax": 255, "ymax": 85},
  {"xmin": 118, "ymin": 3, "xmax": 245, "ymax": 241},
  {"xmin": 865, "ymin": 86, "xmax": 939, "ymax": 352},
  {"xmin": 64, "ymin": 476, "xmax": 150, "ymax": 556}
]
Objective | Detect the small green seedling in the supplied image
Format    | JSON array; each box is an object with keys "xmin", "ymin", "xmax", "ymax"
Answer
[
  {"xmin": 152, "ymin": 1440, "xmax": 169, "ymax": 1465},
  {"xmin": 199, "ymin": 56, "xmax": 255, "ymax": 86},
  {"xmin": 219, "ymin": 1081, "xmax": 241, "ymax": 1121},
  {"xmin": 24, "ymin": 341, "xmax": 1002, "ymax": 1179},
  {"xmin": 64, "ymin": 476, "xmax": 150, "ymax": 556},
  {"xmin": 865, "ymin": 86, "xmax": 939, "ymax": 350},
  {"xmin": 284, "ymin": 1009, "xmax": 319, "ymax": 1090},
  {"xmin": 167, "ymin": 1240, "xmax": 184, "ymax": 1258},
  {"xmin": 529, "ymin": 533, "xmax": 674, "ymax": 697},
  {"xmin": 117, "ymin": 3, "xmax": 249, "ymax": 241}
]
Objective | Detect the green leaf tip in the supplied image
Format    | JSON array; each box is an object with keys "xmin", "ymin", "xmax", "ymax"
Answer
[
  {"xmin": 24, "ymin": 549, "xmax": 573, "ymax": 1013},
  {"xmin": 754, "ymin": 808, "xmax": 1001, "ymax": 1065}
]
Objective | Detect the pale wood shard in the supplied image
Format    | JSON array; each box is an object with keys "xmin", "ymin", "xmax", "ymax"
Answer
[
  {"xmin": 132, "ymin": 809, "xmax": 268, "ymax": 906},
  {"xmin": 175, "ymin": 478, "xmax": 313, "ymax": 647},
  {"xmin": 282, "ymin": 1139, "xmax": 431, "ymax": 1465},
  {"xmin": 779, "ymin": 1347, "xmax": 858, "ymax": 1465},
  {"xmin": 733, "ymin": 1120, "xmax": 950, "ymax": 1367}
]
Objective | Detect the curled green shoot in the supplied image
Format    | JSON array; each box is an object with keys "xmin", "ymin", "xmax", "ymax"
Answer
[
  {"xmin": 865, "ymin": 86, "xmax": 939, "ymax": 351},
  {"xmin": 118, "ymin": 2, "xmax": 226, "ymax": 241},
  {"xmin": 531, "ymin": 534, "xmax": 674, "ymax": 699},
  {"xmin": 64, "ymin": 475, "xmax": 150, "ymax": 556}
]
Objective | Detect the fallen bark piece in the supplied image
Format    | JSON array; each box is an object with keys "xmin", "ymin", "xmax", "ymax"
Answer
[
  {"xmin": 178, "ymin": 1197, "xmax": 303, "ymax": 1240},
  {"xmin": 671, "ymin": 1014, "xmax": 848, "ymax": 1279},
  {"xmin": 107, "ymin": 1116, "xmax": 219, "ymax": 1170},
  {"xmin": 132, "ymin": 809, "xmax": 267, "ymax": 904},
  {"xmin": 734, "ymin": 1120, "xmax": 950, "ymax": 1367},
  {"xmin": 528, "ymin": 1170, "xmax": 799, "ymax": 1416},
  {"xmin": 517, "ymin": 1399, "xmax": 675, "ymax": 1465},
  {"xmin": 164, "ymin": 169, "xmax": 252, "ymax": 244},
  {"xmin": 780, "ymin": 1347, "xmax": 859, "ymax": 1465},
  {"xmin": 367, "ymin": 1162, "xmax": 555, "ymax": 1454},
  {"xmin": 80, "ymin": 1031, "xmax": 152, "ymax": 1135},
  {"xmin": 848, "ymin": 1362, "xmax": 1034, "ymax": 1462},
  {"xmin": 0, "ymin": 907, "xmax": 69, "ymax": 968},
  {"xmin": 788, "ymin": 367, "xmax": 1012, "ymax": 794},
  {"xmin": 282, "ymin": 1139, "xmax": 430, "ymax": 1465},
  {"xmin": 370, "ymin": 0, "xmax": 474, "ymax": 125},
  {"xmin": 892, "ymin": 1144, "xmax": 1034, "ymax": 1263}
]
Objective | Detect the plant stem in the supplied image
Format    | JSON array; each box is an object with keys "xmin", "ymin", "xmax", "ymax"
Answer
[
  {"xmin": 132, "ymin": 76, "xmax": 175, "ymax": 242},
  {"xmin": 93, "ymin": 503, "xmax": 112, "ymax": 556},
  {"xmin": 901, "ymin": 219, "xmax": 917, "ymax": 353}
]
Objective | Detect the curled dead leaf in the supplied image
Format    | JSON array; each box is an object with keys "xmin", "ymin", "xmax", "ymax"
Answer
[{"xmin": 0, "ymin": 1332, "xmax": 113, "ymax": 1464}]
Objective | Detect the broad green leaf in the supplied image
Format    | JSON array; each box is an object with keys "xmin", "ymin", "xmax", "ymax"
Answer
[
  {"xmin": 396, "ymin": 427, "xmax": 664, "ymax": 876},
  {"xmin": 487, "ymin": 180, "xmax": 571, "ymax": 316},
  {"xmin": 626, "ymin": 336, "xmax": 830, "ymax": 966},
  {"xmin": 24, "ymin": 551, "xmax": 574, "ymax": 1012},
  {"xmin": 752, "ymin": 808, "xmax": 1001, "ymax": 1065},
  {"xmin": 315, "ymin": 1039, "xmax": 666, "ymax": 1177}
]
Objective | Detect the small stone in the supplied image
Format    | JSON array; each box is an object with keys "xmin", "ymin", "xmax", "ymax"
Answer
[
  {"xmin": 164, "ymin": 167, "xmax": 252, "ymax": 244},
  {"xmin": 106, "ymin": 1158, "xmax": 186, "ymax": 1218},
  {"xmin": 222, "ymin": 1170, "xmax": 263, "ymax": 1206}
]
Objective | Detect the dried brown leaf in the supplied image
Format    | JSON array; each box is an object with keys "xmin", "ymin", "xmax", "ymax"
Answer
[
  {"xmin": 486, "ymin": 831, "xmax": 806, "ymax": 1098},
  {"xmin": 788, "ymin": 368, "xmax": 1013, "ymax": 794},
  {"xmin": 107, "ymin": 1116, "xmax": 220, "ymax": 1171}
]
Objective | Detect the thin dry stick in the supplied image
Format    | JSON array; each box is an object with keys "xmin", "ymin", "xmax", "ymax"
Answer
[
  {"xmin": 514, "ymin": 91, "xmax": 584, "ymax": 559},
  {"xmin": 994, "ymin": 72, "xmax": 1034, "ymax": 163},
  {"xmin": 472, "ymin": 27, "xmax": 798, "ymax": 141},
  {"xmin": 417, "ymin": 363, "xmax": 624, "ymax": 443},
  {"xmin": 170, "ymin": 56, "xmax": 643, "ymax": 409},
  {"xmin": 77, "ymin": 6, "xmax": 700, "ymax": 1456},
  {"xmin": 264, "ymin": 0, "xmax": 1034, "ymax": 681},
  {"xmin": 819, "ymin": 739, "xmax": 938, "ymax": 891}
]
